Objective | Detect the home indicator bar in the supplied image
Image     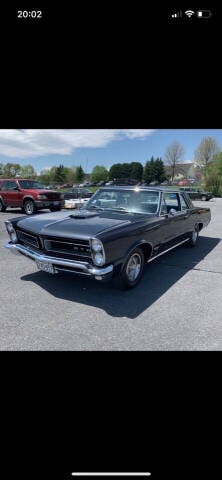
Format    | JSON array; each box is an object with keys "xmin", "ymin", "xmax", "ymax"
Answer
[{"xmin": 71, "ymin": 474, "xmax": 151, "ymax": 477}]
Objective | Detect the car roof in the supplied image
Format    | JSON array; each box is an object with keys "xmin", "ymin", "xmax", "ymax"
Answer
[{"xmin": 100, "ymin": 186, "xmax": 181, "ymax": 193}]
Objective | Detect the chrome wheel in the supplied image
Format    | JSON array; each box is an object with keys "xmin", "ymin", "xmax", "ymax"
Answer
[
  {"xmin": 114, "ymin": 248, "xmax": 145, "ymax": 289},
  {"xmin": 24, "ymin": 200, "xmax": 36, "ymax": 215},
  {"xmin": 0, "ymin": 200, "xmax": 6, "ymax": 212},
  {"xmin": 192, "ymin": 230, "xmax": 198, "ymax": 243},
  {"xmin": 126, "ymin": 253, "xmax": 142, "ymax": 282},
  {"xmin": 187, "ymin": 226, "xmax": 199, "ymax": 247}
]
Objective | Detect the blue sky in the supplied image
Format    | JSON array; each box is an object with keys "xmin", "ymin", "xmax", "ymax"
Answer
[{"xmin": 0, "ymin": 129, "xmax": 221, "ymax": 174}]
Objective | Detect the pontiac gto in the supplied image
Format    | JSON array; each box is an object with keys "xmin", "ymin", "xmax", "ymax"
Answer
[{"xmin": 5, "ymin": 187, "xmax": 211, "ymax": 289}]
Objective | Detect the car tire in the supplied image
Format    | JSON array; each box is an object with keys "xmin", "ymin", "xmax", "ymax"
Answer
[
  {"xmin": 0, "ymin": 200, "xmax": 6, "ymax": 212},
  {"xmin": 50, "ymin": 207, "xmax": 62, "ymax": 212},
  {"xmin": 23, "ymin": 199, "xmax": 37, "ymax": 215},
  {"xmin": 201, "ymin": 196, "xmax": 207, "ymax": 201},
  {"xmin": 117, "ymin": 247, "xmax": 145, "ymax": 289},
  {"xmin": 187, "ymin": 225, "xmax": 199, "ymax": 247}
]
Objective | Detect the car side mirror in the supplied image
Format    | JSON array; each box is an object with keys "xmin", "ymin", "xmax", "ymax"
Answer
[
  {"xmin": 169, "ymin": 208, "xmax": 177, "ymax": 216},
  {"xmin": 13, "ymin": 186, "xmax": 20, "ymax": 191}
]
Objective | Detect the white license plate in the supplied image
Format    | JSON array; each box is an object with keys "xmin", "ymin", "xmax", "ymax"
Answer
[
  {"xmin": 36, "ymin": 261, "xmax": 55, "ymax": 274},
  {"xmin": 53, "ymin": 201, "xmax": 59, "ymax": 205}
]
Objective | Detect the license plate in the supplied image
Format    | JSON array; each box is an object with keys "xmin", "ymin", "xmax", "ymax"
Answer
[
  {"xmin": 36, "ymin": 261, "xmax": 55, "ymax": 274},
  {"xmin": 53, "ymin": 201, "xmax": 59, "ymax": 205}
]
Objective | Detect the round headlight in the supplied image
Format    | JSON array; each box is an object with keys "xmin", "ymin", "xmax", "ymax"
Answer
[
  {"xmin": 6, "ymin": 222, "xmax": 15, "ymax": 234},
  {"xmin": 10, "ymin": 231, "xmax": 18, "ymax": 243},
  {"xmin": 93, "ymin": 252, "xmax": 105, "ymax": 266},
  {"xmin": 91, "ymin": 239, "xmax": 102, "ymax": 252}
]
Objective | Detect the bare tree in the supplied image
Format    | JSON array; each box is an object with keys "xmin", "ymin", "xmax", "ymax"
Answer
[
  {"xmin": 165, "ymin": 142, "xmax": 185, "ymax": 181},
  {"xmin": 194, "ymin": 137, "xmax": 220, "ymax": 169}
]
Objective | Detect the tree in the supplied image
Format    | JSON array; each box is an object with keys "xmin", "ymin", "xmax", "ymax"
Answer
[
  {"xmin": 143, "ymin": 157, "xmax": 156, "ymax": 184},
  {"xmin": 204, "ymin": 152, "xmax": 222, "ymax": 196},
  {"xmin": 21, "ymin": 165, "xmax": 37, "ymax": 179},
  {"xmin": 3, "ymin": 163, "xmax": 22, "ymax": 178},
  {"xmin": 130, "ymin": 162, "xmax": 143, "ymax": 181},
  {"xmin": 143, "ymin": 157, "xmax": 167, "ymax": 184},
  {"xmin": 165, "ymin": 142, "xmax": 185, "ymax": 181},
  {"xmin": 74, "ymin": 165, "xmax": 85, "ymax": 183},
  {"xmin": 109, "ymin": 163, "xmax": 123, "ymax": 180},
  {"xmin": 39, "ymin": 169, "xmax": 51, "ymax": 185},
  {"xmin": 0, "ymin": 162, "xmax": 4, "ymax": 176},
  {"xmin": 91, "ymin": 165, "xmax": 108, "ymax": 183},
  {"xmin": 194, "ymin": 137, "xmax": 220, "ymax": 169},
  {"xmin": 54, "ymin": 165, "xmax": 67, "ymax": 183},
  {"xmin": 154, "ymin": 158, "xmax": 167, "ymax": 182}
]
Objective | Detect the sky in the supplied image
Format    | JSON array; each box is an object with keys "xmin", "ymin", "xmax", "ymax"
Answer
[{"xmin": 0, "ymin": 129, "xmax": 221, "ymax": 174}]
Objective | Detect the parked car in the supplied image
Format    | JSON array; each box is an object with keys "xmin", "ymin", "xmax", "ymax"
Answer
[
  {"xmin": 5, "ymin": 186, "xmax": 211, "ymax": 289},
  {"xmin": 0, "ymin": 179, "xmax": 65, "ymax": 215},
  {"xmin": 63, "ymin": 188, "xmax": 93, "ymax": 200},
  {"xmin": 96, "ymin": 180, "xmax": 106, "ymax": 186},
  {"xmin": 179, "ymin": 187, "xmax": 213, "ymax": 201},
  {"xmin": 58, "ymin": 183, "xmax": 73, "ymax": 189}
]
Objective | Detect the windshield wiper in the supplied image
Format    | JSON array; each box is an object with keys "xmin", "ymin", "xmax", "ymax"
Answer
[
  {"xmin": 87, "ymin": 205, "xmax": 104, "ymax": 211},
  {"xmin": 110, "ymin": 207, "xmax": 130, "ymax": 213}
]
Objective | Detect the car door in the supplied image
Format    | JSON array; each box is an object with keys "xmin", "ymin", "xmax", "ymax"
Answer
[
  {"xmin": 1, "ymin": 180, "xmax": 20, "ymax": 207},
  {"xmin": 159, "ymin": 192, "xmax": 190, "ymax": 249}
]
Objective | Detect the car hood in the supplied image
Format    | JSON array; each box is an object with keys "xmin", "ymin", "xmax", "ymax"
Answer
[
  {"xmin": 22, "ymin": 189, "xmax": 59, "ymax": 195},
  {"xmin": 16, "ymin": 209, "xmax": 149, "ymax": 239}
]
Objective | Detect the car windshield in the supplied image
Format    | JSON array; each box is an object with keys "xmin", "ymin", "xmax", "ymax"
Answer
[
  {"xmin": 86, "ymin": 188, "xmax": 160, "ymax": 214},
  {"xmin": 19, "ymin": 180, "xmax": 45, "ymax": 189}
]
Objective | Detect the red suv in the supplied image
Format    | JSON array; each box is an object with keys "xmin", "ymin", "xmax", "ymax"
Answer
[{"xmin": 0, "ymin": 179, "xmax": 65, "ymax": 215}]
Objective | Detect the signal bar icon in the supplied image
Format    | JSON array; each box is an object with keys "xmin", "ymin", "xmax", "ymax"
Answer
[{"xmin": 171, "ymin": 11, "xmax": 182, "ymax": 18}]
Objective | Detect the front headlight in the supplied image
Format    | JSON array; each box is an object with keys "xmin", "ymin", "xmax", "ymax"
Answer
[
  {"xmin": 10, "ymin": 231, "xmax": 18, "ymax": 243},
  {"xmin": 6, "ymin": 221, "xmax": 15, "ymax": 234},
  {"xmin": 91, "ymin": 238, "xmax": 105, "ymax": 266},
  {"xmin": 91, "ymin": 239, "xmax": 102, "ymax": 252},
  {"xmin": 37, "ymin": 194, "xmax": 48, "ymax": 200},
  {"xmin": 93, "ymin": 252, "xmax": 105, "ymax": 266}
]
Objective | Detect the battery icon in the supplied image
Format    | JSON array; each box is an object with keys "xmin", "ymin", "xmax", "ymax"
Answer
[{"xmin": 197, "ymin": 10, "xmax": 212, "ymax": 18}]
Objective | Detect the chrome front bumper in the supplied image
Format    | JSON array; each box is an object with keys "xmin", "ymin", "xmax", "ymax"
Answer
[{"xmin": 5, "ymin": 242, "xmax": 114, "ymax": 279}]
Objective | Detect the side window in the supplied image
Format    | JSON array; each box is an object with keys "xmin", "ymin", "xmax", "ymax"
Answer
[
  {"xmin": 180, "ymin": 194, "xmax": 189, "ymax": 211},
  {"xmin": 1, "ymin": 181, "xmax": 9, "ymax": 191},
  {"xmin": 163, "ymin": 192, "xmax": 181, "ymax": 212},
  {"xmin": 7, "ymin": 181, "xmax": 17, "ymax": 190},
  {"xmin": 160, "ymin": 197, "xmax": 167, "ymax": 215}
]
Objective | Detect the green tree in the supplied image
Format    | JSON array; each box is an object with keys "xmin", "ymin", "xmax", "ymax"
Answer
[
  {"xmin": 109, "ymin": 163, "xmax": 123, "ymax": 180},
  {"xmin": 130, "ymin": 162, "xmax": 143, "ymax": 181},
  {"xmin": 74, "ymin": 165, "xmax": 85, "ymax": 183},
  {"xmin": 54, "ymin": 165, "xmax": 67, "ymax": 183},
  {"xmin": 3, "ymin": 163, "xmax": 22, "ymax": 178},
  {"xmin": 194, "ymin": 137, "xmax": 220, "ymax": 169},
  {"xmin": 204, "ymin": 152, "xmax": 222, "ymax": 196},
  {"xmin": 39, "ymin": 169, "xmax": 51, "ymax": 185},
  {"xmin": 143, "ymin": 157, "xmax": 167, "ymax": 184},
  {"xmin": 91, "ymin": 165, "xmax": 108, "ymax": 183},
  {"xmin": 21, "ymin": 165, "xmax": 37, "ymax": 179},
  {"xmin": 0, "ymin": 162, "xmax": 4, "ymax": 176}
]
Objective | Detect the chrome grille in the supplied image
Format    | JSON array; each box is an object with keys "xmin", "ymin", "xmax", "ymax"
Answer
[
  {"xmin": 44, "ymin": 239, "xmax": 91, "ymax": 260},
  {"xmin": 17, "ymin": 230, "xmax": 39, "ymax": 249},
  {"xmin": 45, "ymin": 192, "xmax": 61, "ymax": 200}
]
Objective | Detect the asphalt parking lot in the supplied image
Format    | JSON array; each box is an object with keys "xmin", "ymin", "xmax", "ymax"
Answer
[{"xmin": 1, "ymin": 198, "xmax": 222, "ymax": 350}]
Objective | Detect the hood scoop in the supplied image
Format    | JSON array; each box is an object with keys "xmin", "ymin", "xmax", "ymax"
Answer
[{"xmin": 69, "ymin": 209, "xmax": 99, "ymax": 219}]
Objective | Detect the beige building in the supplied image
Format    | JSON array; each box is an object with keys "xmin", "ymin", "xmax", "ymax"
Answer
[{"xmin": 164, "ymin": 163, "xmax": 203, "ymax": 181}]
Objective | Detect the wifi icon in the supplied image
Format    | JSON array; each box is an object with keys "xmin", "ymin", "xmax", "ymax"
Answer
[{"xmin": 185, "ymin": 10, "xmax": 195, "ymax": 17}]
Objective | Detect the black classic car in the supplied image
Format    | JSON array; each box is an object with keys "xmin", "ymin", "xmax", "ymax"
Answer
[
  {"xmin": 5, "ymin": 187, "xmax": 211, "ymax": 289},
  {"xmin": 179, "ymin": 187, "xmax": 214, "ymax": 201}
]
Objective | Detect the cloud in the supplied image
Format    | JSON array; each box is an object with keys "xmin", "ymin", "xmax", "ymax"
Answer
[{"xmin": 0, "ymin": 129, "xmax": 156, "ymax": 158}]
